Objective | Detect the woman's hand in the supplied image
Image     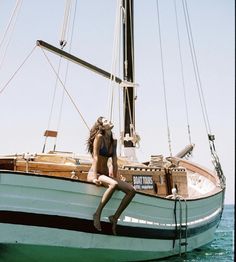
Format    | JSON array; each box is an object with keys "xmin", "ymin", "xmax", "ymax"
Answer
[
  {"xmin": 119, "ymin": 174, "xmax": 126, "ymax": 181},
  {"xmin": 93, "ymin": 178, "xmax": 102, "ymax": 185}
]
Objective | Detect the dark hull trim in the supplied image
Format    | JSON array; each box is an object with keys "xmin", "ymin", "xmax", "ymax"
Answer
[{"xmin": 0, "ymin": 210, "xmax": 221, "ymax": 240}]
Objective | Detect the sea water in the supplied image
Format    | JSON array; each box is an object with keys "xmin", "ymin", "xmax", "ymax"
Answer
[{"xmin": 157, "ymin": 204, "xmax": 234, "ymax": 262}]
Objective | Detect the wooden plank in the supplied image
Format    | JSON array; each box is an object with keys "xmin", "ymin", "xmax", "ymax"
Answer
[
  {"xmin": 171, "ymin": 169, "xmax": 188, "ymax": 198},
  {"xmin": 44, "ymin": 130, "xmax": 58, "ymax": 137},
  {"xmin": 16, "ymin": 161, "xmax": 90, "ymax": 172}
]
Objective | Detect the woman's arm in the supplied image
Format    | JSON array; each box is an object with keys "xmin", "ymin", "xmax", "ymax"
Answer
[
  {"xmin": 110, "ymin": 140, "xmax": 118, "ymax": 178},
  {"xmin": 92, "ymin": 134, "xmax": 102, "ymax": 184}
]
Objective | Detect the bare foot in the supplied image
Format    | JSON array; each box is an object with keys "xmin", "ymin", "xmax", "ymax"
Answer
[
  {"xmin": 109, "ymin": 215, "xmax": 117, "ymax": 235},
  {"xmin": 93, "ymin": 213, "xmax": 102, "ymax": 231}
]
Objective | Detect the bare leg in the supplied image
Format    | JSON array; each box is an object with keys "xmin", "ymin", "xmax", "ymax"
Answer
[
  {"xmin": 109, "ymin": 180, "xmax": 135, "ymax": 235},
  {"xmin": 93, "ymin": 175, "xmax": 118, "ymax": 231},
  {"xmin": 108, "ymin": 215, "xmax": 118, "ymax": 235}
]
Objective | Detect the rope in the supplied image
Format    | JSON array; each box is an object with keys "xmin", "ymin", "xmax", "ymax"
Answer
[
  {"xmin": 44, "ymin": 56, "xmax": 63, "ymax": 151},
  {"xmin": 0, "ymin": 0, "xmax": 22, "ymax": 49},
  {"xmin": 174, "ymin": 0, "xmax": 192, "ymax": 145},
  {"xmin": 209, "ymin": 135, "xmax": 226, "ymax": 188},
  {"xmin": 44, "ymin": 0, "xmax": 78, "ymax": 151},
  {"xmin": 182, "ymin": 0, "xmax": 211, "ymax": 136},
  {"xmin": 181, "ymin": 0, "xmax": 225, "ymax": 184},
  {"xmin": 107, "ymin": 0, "xmax": 140, "ymax": 153},
  {"xmin": 60, "ymin": 0, "xmax": 72, "ymax": 48},
  {"xmin": 118, "ymin": 4, "xmax": 123, "ymax": 155},
  {"xmin": 106, "ymin": 1, "xmax": 139, "ymax": 150},
  {"xmin": 54, "ymin": 0, "xmax": 78, "ymax": 150},
  {"xmin": 0, "ymin": 45, "xmax": 37, "ymax": 96},
  {"xmin": 0, "ymin": 0, "xmax": 23, "ymax": 70},
  {"xmin": 107, "ymin": 0, "xmax": 122, "ymax": 122},
  {"xmin": 46, "ymin": 58, "xmax": 61, "ymax": 133},
  {"xmin": 40, "ymin": 47, "xmax": 90, "ymax": 131},
  {"xmin": 156, "ymin": 0, "xmax": 172, "ymax": 156}
]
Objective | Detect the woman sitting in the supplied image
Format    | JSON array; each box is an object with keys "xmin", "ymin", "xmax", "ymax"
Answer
[{"xmin": 87, "ymin": 116, "xmax": 135, "ymax": 235}]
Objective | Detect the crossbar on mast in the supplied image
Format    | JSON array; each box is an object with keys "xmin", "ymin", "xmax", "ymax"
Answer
[{"xmin": 36, "ymin": 40, "xmax": 122, "ymax": 84}]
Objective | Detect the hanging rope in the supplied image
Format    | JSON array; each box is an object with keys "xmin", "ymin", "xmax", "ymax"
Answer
[
  {"xmin": 0, "ymin": 0, "xmax": 23, "ymax": 70},
  {"xmin": 0, "ymin": 45, "xmax": 37, "ymax": 96},
  {"xmin": 118, "ymin": 4, "xmax": 124, "ymax": 155},
  {"xmin": 0, "ymin": 0, "xmax": 22, "ymax": 50},
  {"xmin": 54, "ymin": 0, "xmax": 78, "ymax": 150},
  {"xmin": 60, "ymin": 0, "xmax": 72, "ymax": 48},
  {"xmin": 55, "ymin": 0, "xmax": 78, "ymax": 148},
  {"xmin": 182, "ymin": 0, "xmax": 225, "ymax": 185},
  {"xmin": 182, "ymin": 0, "xmax": 211, "ymax": 136},
  {"xmin": 107, "ymin": 0, "xmax": 122, "ymax": 122},
  {"xmin": 107, "ymin": 1, "xmax": 139, "ymax": 151},
  {"xmin": 156, "ymin": 0, "xmax": 172, "ymax": 156},
  {"xmin": 44, "ymin": 0, "xmax": 78, "ymax": 152},
  {"xmin": 40, "ymin": 48, "xmax": 90, "ymax": 131},
  {"xmin": 43, "ymin": 56, "xmax": 63, "ymax": 152},
  {"xmin": 174, "ymin": 0, "xmax": 192, "ymax": 145},
  {"xmin": 107, "ymin": 0, "xmax": 124, "ymax": 154}
]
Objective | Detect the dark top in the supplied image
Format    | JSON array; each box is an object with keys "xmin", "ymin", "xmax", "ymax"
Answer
[{"xmin": 99, "ymin": 138, "xmax": 116, "ymax": 158}]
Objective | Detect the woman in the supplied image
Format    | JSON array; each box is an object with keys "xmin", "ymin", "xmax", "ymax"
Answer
[{"xmin": 87, "ymin": 116, "xmax": 135, "ymax": 235}]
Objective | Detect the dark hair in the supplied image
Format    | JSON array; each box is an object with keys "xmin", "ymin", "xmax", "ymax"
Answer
[{"xmin": 87, "ymin": 116, "xmax": 114, "ymax": 155}]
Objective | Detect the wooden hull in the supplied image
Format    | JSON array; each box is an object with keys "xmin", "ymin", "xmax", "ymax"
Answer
[{"xmin": 0, "ymin": 171, "xmax": 224, "ymax": 261}]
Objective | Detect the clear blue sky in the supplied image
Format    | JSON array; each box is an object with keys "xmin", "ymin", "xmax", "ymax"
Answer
[{"xmin": 0, "ymin": 0, "xmax": 234, "ymax": 204}]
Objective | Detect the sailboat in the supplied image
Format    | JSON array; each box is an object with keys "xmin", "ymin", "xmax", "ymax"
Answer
[{"xmin": 0, "ymin": 1, "xmax": 226, "ymax": 261}]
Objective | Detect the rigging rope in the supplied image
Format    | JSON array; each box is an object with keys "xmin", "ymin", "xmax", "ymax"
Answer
[
  {"xmin": 156, "ymin": 0, "xmax": 172, "ymax": 156},
  {"xmin": 107, "ymin": 0, "xmax": 122, "ymax": 122},
  {"xmin": 44, "ymin": 0, "xmax": 78, "ymax": 151},
  {"xmin": 182, "ymin": 0, "xmax": 211, "ymax": 136},
  {"xmin": 107, "ymin": 1, "xmax": 139, "ymax": 150},
  {"xmin": 0, "ymin": 0, "xmax": 23, "ymax": 70},
  {"xmin": 174, "ymin": 0, "xmax": 192, "ymax": 145},
  {"xmin": 0, "ymin": 45, "xmax": 37, "ymax": 96},
  {"xmin": 56, "ymin": 0, "xmax": 78, "ymax": 146},
  {"xmin": 60, "ymin": 0, "xmax": 72, "ymax": 48},
  {"xmin": 47, "ymin": 45, "xmax": 64, "ymax": 126},
  {"xmin": 44, "ymin": 56, "xmax": 63, "ymax": 151},
  {"xmin": 118, "ymin": 4, "xmax": 123, "ymax": 155},
  {"xmin": 181, "ymin": 0, "xmax": 225, "ymax": 186},
  {"xmin": 40, "ymin": 48, "xmax": 90, "ymax": 131},
  {"xmin": 106, "ymin": 0, "xmax": 126, "ymax": 155}
]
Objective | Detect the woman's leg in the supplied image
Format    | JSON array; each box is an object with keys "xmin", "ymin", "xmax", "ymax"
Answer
[
  {"xmin": 87, "ymin": 169, "xmax": 96, "ymax": 182},
  {"xmin": 109, "ymin": 179, "xmax": 136, "ymax": 234},
  {"xmin": 93, "ymin": 175, "xmax": 118, "ymax": 231}
]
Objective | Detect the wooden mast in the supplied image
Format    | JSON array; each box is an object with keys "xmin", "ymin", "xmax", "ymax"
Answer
[{"xmin": 122, "ymin": 0, "xmax": 135, "ymax": 148}]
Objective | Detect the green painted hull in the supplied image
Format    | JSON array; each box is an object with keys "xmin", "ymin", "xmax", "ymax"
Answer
[{"xmin": 0, "ymin": 243, "xmax": 174, "ymax": 262}]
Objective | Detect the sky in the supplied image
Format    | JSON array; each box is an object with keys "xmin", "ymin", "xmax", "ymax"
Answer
[{"xmin": 0, "ymin": 0, "xmax": 234, "ymax": 204}]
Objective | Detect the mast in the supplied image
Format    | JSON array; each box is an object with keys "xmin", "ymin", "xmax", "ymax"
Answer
[{"xmin": 122, "ymin": 0, "xmax": 135, "ymax": 149}]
